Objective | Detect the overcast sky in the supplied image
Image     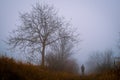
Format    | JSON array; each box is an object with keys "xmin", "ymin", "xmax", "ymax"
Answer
[{"xmin": 0, "ymin": 0, "xmax": 120, "ymax": 64}]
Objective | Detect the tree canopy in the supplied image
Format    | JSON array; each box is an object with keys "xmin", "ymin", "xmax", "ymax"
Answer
[{"xmin": 7, "ymin": 3, "xmax": 75, "ymax": 67}]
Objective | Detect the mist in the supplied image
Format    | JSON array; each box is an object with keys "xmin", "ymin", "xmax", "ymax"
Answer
[{"xmin": 0, "ymin": 0, "xmax": 120, "ymax": 75}]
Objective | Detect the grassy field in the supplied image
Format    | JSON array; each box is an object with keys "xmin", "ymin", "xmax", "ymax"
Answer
[{"xmin": 0, "ymin": 56, "xmax": 119, "ymax": 80}]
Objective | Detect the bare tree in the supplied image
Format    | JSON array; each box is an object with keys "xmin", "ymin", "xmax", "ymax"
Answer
[
  {"xmin": 7, "ymin": 3, "xmax": 72, "ymax": 67},
  {"xmin": 45, "ymin": 30, "xmax": 79, "ymax": 73},
  {"xmin": 87, "ymin": 50, "xmax": 114, "ymax": 73}
]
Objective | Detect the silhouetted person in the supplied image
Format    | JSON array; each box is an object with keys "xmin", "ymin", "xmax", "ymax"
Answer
[{"xmin": 81, "ymin": 64, "xmax": 85, "ymax": 75}]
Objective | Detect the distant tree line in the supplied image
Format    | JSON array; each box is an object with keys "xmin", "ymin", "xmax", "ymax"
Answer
[
  {"xmin": 87, "ymin": 50, "xmax": 114, "ymax": 73},
  {"xmin": 87, "ymin": 49, "xmax": 120, "ymax": 74}
]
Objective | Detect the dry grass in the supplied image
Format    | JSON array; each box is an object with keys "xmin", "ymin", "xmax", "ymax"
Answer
[
  {"xmin": 0, "ymin": 56, "xmax": 119, "ymax": 80},
  {"xmin": 0, "ymin": 56, "xmax": 80, "ymax": 80}
]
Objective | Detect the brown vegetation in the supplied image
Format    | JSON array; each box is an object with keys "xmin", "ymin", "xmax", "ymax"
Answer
[
  {"xmin": 0, "ymin": 56, "xmax": 80, "ymax": 80},
  {"xmin": 0, "ymin": 56, "xmax": 120, "ymax": 80}
]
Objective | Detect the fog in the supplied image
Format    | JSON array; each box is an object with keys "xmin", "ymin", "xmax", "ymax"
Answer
[{"xmin": 0, "ymin": 0, "xmax": 120, "ymax": 70}]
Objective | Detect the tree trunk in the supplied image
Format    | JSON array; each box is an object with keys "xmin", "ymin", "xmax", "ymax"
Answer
[{"xmin": 41, "ymin": 43, "xmax": 45, "ymax": 68}]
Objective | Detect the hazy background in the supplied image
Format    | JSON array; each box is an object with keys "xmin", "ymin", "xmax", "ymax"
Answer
[{"xmin": 0, "ymin": 0, "xmax": 120, "ymax": 67}]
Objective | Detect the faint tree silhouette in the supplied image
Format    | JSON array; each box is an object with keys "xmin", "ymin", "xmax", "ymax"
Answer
[
  {"xmin": 7, "ymin": 3, "xmax": 74, "ymax": 67},
  {"xmin": 45, "ymin": 30, "xmax": 79, "ymax": 73},
  {"xmin": 87, "ymin": 50, "xmax": 114, "ymax": 73}
]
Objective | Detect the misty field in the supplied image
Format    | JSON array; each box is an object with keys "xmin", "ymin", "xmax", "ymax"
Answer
[
  {"xmin": 0, "ymin": 55, "xmax": 120, "ymax": 80},
  {"xmin": 0, "ymin": 1, "xmax": 120, "ymax": 80}
]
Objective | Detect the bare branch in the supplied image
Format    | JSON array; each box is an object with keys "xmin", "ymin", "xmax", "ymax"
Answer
[{"xmin": 7, "ymin": 3, "xmax": 76, "ymax": 67}]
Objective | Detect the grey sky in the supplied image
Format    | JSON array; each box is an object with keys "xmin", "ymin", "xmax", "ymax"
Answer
[{"xmin": 0, "ymin": 0, "xmax": 120, "ymax": 63}]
